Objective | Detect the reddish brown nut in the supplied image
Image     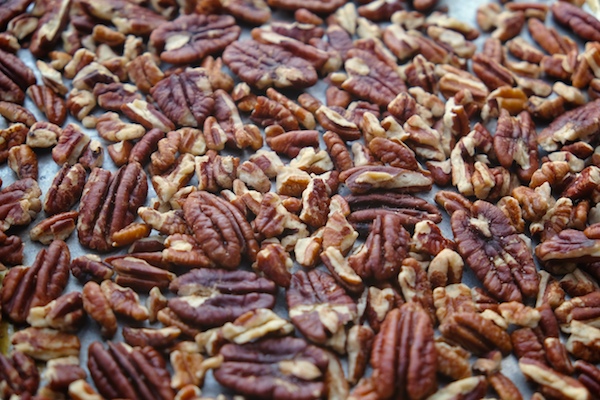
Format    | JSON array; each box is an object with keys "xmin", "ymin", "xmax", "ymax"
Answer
[
  {"xmin": 435, "ymin": 341, "xmax": 471, "ymax": 380},
  {"xmin": 29, "ymin": 211, "xmax": 78, "ymax": 245},
  {"xmin": 0, "ymin": 100, "xmax": 36, "ymax": 126},
  {"xmin": 0, "ymin": 351, "xmax": 39, "ymax": 398},
  {"xmin": 452, "ymin": 200, "xmax": 539, "ymax": 302},
  {"xmin": 346, "ymin": 325, "xmax": 374, "ymax": 385},
  {"xmin": 151, "ymin": 68, "xmax": 214, "ymax": 129},
  {"xmin": 214, "ymin": 337, "xmax": 328, "ymax": 399},
  {"xmin": 0, "ymin": 0, "xmax": 33, "ymax": 30},
  {"xmin": 26, "ymin": 84, "xmax": 66, "ymax": 126},
  {"xmin": 82, "ymin": 281, "xmax": 117, "ymax": 338},
  {"xmin": 101, "ymin": 280, "xmax": 149, "ymax": 321},
  {"xmin": 52, "ymin": 124, "xmax": 90, "ymax": 166},
  {"xmin": 168, "ymin": 268, "xmax": 277, "ymax": 329},
  {"xmin": 223, "ymin": 39, "xmax": 318, "ymax": 90},
  {"xmin": 493, "ymin": 110, "xmax": 539, "ymax": 182},
  {"xmin": 254, "ymin": 242, "xmax": 293, "ymax": 288},
  {"xmin": 575, "ymin": 360, "xmax": 600, "ymax": 395},
  {"xmin": 29, "ymin": 0, "xmax": 69, "ymax": 56},
  {"xmin": 27, "ymin": 292, "xmax": 85, "ymax": 333},
  {"xmin": 11, "ymin": 326, "xmax": 80, "ymax": 361},
  {"xmin": 109, "ymin": 256, "xmax": 175, "ymax": 293},
  {"xmin": 150, "ymin": 14, "xmax": 240, "ymax": 64},
  {"xmin": 0, "ymin": 48, "xmax": 36, "ymax": 104},
  {"xmin": 121, "ymin": 100, "xmax": 176, "ymax": 133},
  {"xmin": 43, "ymin": 356, "xmax": 87, "ymax": 393},
  {"xmin": 440, "ymin": 311, "xmax": 512, "ymax": 356},
  {"xmin": 183, "ymin": 190, "xmax": 259, "ymax": 268},
  {"xmin": 1, "ymin": 240, "xmax": 70, "ymax": 323},
  {"xmin": 0, "ymin": 178, "xmax": 41, "ymax": 231},
  {"xmin": 123, "ymin": 326, "xmax": 181, "ymax": 349},
  {"xmin": 43, "ymin": 163, "xmax": 86, "ymax": 216},
  {"xmin": 77, "ymin": 163, "xmax": 148, "ymax": 252},
  {"xmin": 129, "ymin": 128, "xmax": 165, "ymax": 165},
  {"xmin": 88, "ymin": 341, "xmax": 174, "ymax": 400},
  {"xmin": 80, "ymin": 0, "xmax": 167, "ymax": 35},
  {"xmin": 8, "ymin": 144, "xmax": 37, "ymax": 180},
  {"xmin": 127, "ymin": 53, "xmax": 165, "ymax": 94},
  {"xmin": 370, "ymin": 303, "xmax": 437, "ymax": 400},
  {"xmin": 0, "ymin": 230, "xmax": 23, "ymax": 268},
  {"xmin": 552, "ymin": 2, "xmax": 600, "ymax": 42},
  {"xmin": 0, "ymin": 123, "xmax": 28, "ymax": 163},
  {"xmin": 519, "ymin": 357, "xmax": 591, "ymax": 399},
  {"xmin": 94, "ymin": 82, "xmax": 142, "ymax": 112}
]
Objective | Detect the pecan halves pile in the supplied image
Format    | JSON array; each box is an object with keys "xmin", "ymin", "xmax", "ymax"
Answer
[
  {"xmin": 214, "ymin": 337, "xmax": 329, "ymax": 400},
  {"xmin": 77, "ymin": 163, "xmax": 148, "ymax": 252},
  {"xmin": 451, "ymin": 200, "xmax": 539, "ymax": 302},
  {"xmin": 183, "ymin": 190, "xmax": 259, "ymax": 269},
  {"xmin": 1, "ymin": 240, "xmax": 70, "ymax": 323}
]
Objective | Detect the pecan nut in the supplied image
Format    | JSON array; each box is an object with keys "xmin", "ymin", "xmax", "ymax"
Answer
[
  {"xmin": 11, "ymin": 327, "xmax": 80, "ymax": 361},
  {"xmin": 29, "ymin": 211, "xmax": 78, "ymax": 244},
  {"xmin": 0, "ymin": 48, "xmax": 36, "ymax": 104},
  {"xmin": 552, "ymin": 2, "xmax": 600, "ymax": 42},
  {"xmin": 82, "ymin": 281, "xmax": 117, "ymax": 338},
  {"xmin": 440, "ymin": 311, "xmax": 512, "ymax": 356},
  {"xmin": 8, "ymin": 144, "xmax": 37, "ymax": 180},
  {"xmin": 0, "ymin": 351, "xmax": 39, "ymax": 398},
  {"xmin": 27, "ymin": 292, "xmax": 85, "ymax": 333},
  {"xmin": 70, "ymin": 254, "xmax": 114, "ymax": 284},
  {"xmin": 27, "ymin": 84, "xmax": 66, "ymax": 126}
]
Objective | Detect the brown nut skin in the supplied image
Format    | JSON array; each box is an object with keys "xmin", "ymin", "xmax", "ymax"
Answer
[
  {"xmin": 0, "ymin": 177, "xmax": 42, "ymax": 231},
  {"xmin": 27, "ymin": 84, "xmax": 66, "ymax": 126},
  {"xmin": 0, "ymin": 351, "xmax": 39, "ymax": 398},
  {"xmin": 223, "ymin": 39, "xmax": 318, "ymax": 90},
  {"xmin": 552, "ymin": 2, "xmax": 600, "ymax": 43},
  {"xmin": 0, "ymin": 48, "xmax": 36, "ymax": 104},
  {"xmin": 70, "ymin": 254, "xmax": 114, "ymax": 284},
  {"xmin": 127, "ymin": 53, "xmax": 165, "ymax": 94},
  {"xmin": 27, "ymin": 291, "xmax": 85, "ymax": 333},
  {"xmin": 1, "ymin": 240, "xmax": 70, "ymax": 324},
  {"xmin": 88, "ymin": 341, "xmax": 174, "ymax": 400},
  {"xmin": 214, "ymin": 337, "xmax": 329, "ymax": 400},
  {"xmin": 29, "ymin": 211, "xmax": 78, "ymax": 245},
  {"xmin": 0, "ymin": 230, "xmax": 24, "ymax": 268},
  {"xmin": 0, "ymin": 123, "xmax": 28, "ymax": 163},
  {"xmin": 129, "ymin": 128, "xmax": 165, "ymax": 166},
  {"xmin": 150, "ymin": 14, "xmax": 240, "ymax": 64},
  {"xmin": 452, "ymin": 200, "xmax": 539, "ymax": 303},
  {"xmin": 168, "ymin": 268, "xmax": 277, "ymax": 329},
  {"xmin": 82, "ymin": 281, "xmax": 117, "ymax": 339},
  {"xmin": 371, "ymin": 303, "xmax": 437, "ymax": 400},
  {"xmin": 8, "ymin": 144, "xmax": 37, "ymax": 180},
  {"xmin": 254, "ymin": 242, "xmax": 293, "ymax": 288}
]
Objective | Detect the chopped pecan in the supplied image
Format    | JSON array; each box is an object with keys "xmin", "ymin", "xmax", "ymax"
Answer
[
  {"xmin": 493, "ymin": 110, "xmax": 539, "ymax": 182},
  {"xmin": 0, "ymin": 231, "xmax": 23, "ymax": 268},
  {"xmin": 29, "ymin": 211, "xmax": 78, "ymax": 244},
  {"xmin": 101, "ymin": 280, "xmax": 149, "ymax": 321},
  {"xmin": 536, "ymin": 229, "xmax": 600, "ymax": 264},
  {"xmin": 0, "ymin": 123, "xmax": 28, "ymax": 162},
  {"xmin": 452, "ymin": 200, "xmax": 539, "ymax": 302},
  {"xmin": 11, "ymin": 327, "xmax": 80, "ymax": 361},
  {"xmin": 27, "ymin": 292, "xmax": 84, "ymax": 333},
  {"xmin": 94, "ymin": 82, "xmax": 141, "ymax": 112},
  {"xmin": 575, "ymin": 360, "xmax": 600, "ymax": 395},
  {"xmin": 215, "ymin": 337, "xmax": 329, "ymax": 399},
  {"xmin": 435, "ymin": 341, "xmax": 471, "ymax": 380},
  {"xmin": 88, "ymin": 341, "xmax": 174, "ymax": 400},
  {"xmin": 320, "ymin": 246, "xmax": 364, "ymax": 295},
  {"xmin": 561, "ymin": 269, "xmax": 599, "ymax": 298},
  {"xmin": 70, "ymin": 254, "xmax": 113, "ymax": 284},
  {"xmin": 254, "ymin": 242, "xmax": 293, "ymax": 288},
  {"xmin": 371, "ymin": 303, "xmax": 437, "ymax": 400},
  {"xmin": 8, "ymin": 144, "xmax": 37, "ymax": 180},
  {"xmin": 82, "ymin": 281, "xmax": 117, "ymax": 338},
  {"xmin": 0, "ymin": 351, "xmax": 39, "ymax": 398},
  {"xmin": 129, "ymin": 128, "xmax": 165, "ymax": 166},
  {"xmin": 127, "ymin": 53, "xmax": 164, "ymax": 94},
  {"xmin": 42, "ymin": 356, "xmax": 87, "ymax": 394},
  {"xmin": 1, "ymin": 240, "xmax": 70, "ymax": 323},
  {"xmin": 340, "ymin": 165, "xmax": 433, "ymax": 194},
  {"xmin": 566, "ymin": 321, "xmax": 600, "ymax": 364},
  {"xmin": 52, "ymin": 124, "xmax": 90, "ymax": 166},
  {"xmin": 97, "ymin": 112, "xmax": 145, "ymax": 142},
  {"xmin": 27, "ymin": 84, "xmax": 66, "ymax": 126},
  {"xmin": 80, "ymin": 0, "xmax": 166, "ymax": 35},
  {"xmin": 121, "ymin": 99, "xmax": 176, "ymax": 133},
  {"xmin": 109, "ymin": 256, "xmax": 175, "ymax": 292},
  {"xmin": 169, "ymin": 268, "xmax": 276, "ymax": 329},
  {"xmin": 520, "ymin": 357, "xmax": 590, "ymax": 399},
  {"xmin": 287, "ymin": 269, "xmax": 356, "ymax": 351}
]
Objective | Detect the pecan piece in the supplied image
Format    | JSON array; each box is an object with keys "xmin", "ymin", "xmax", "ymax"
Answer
[
  {"xmin": 0, "ymin": 352, "xmax": 39, "ymax": 398},
  {"xmin": 552, "ymin": 2, "xmax": 600, "ymax": 42},
  {"xmin": 109, "ymin": 256, "xmax": 175, "ymax": 292},
  {"xmin": 82, "ymin": 281, "xmax": 117, "ymax": 338},
  {"xmin": 121, "ymin": 100, "xmax": 176, "ymax": 133},
  {"xmin": 27, "ymin": 84, "xmax": 66, "ymax": 126},
  {"xmin": 127, "ymin": 53, "xmax": 164, "ymax": 94},
  {"xmin": 70, "ymin": 254, "xmax": 113, "ymax": 284},
  {"xmin": 183, "ymin": 190, "xmax": 259, "ymax": 268},
  {"xmin": 0, "ymin": 123, "xmax": 28, "ymax": 162},
  {"xmin": 29, "ymin": 211, "xmax": 78, "ymax": 244},
  {"xmin": 440, "ymin": 311, "xmax": 512, "ymax": 356},
  {"xmin": 27, "ymin": 292, "xmax": 84, "ymax": 333},
  {"xmin": 29, "ymin": 0, "xmax": 69, "ymax": 56},
  {"xmin": 150, "ymin": 68, "xmax": 214, "ymax": 128},
  {"xmin": 538, "ymin": 99, "xmax": 600, "ymax": 152},
  {"xmin": 215, "ymin": 337, "xmax": 328, "ymax": 400},
  {"xmin": 101, "ymin": 280, "xmax": 149, "ymax": 321},
  {"xmin": 494, "ymin": 110, "xmax": 539, "ymax": 182},
  {"xmin": 1, "ymin": 240, "xmax": 70, "ymax": 323},
  {"xmin": 44, "ymin": 163, "xmax": 86, "ymax": 216},
  {"xmin": 0, "ymin": 48, "xmax": 36, "ymax": 104},
  {"xmin": 150, "ymin": 14, "xmax": 240, "ymax": 64},
  {"xmin": 52, "ymin": 124, "xmax": 90, "ymax": 166},
  {"xmin": 287, "ymin": 269, "xmax": 357, "ymax": 351},
  {"xmin": 340, "ymin": 165, "xmax": 433, "ymax": 194},
  {"xmin": 519, "ymin": 357, "xmax": 590, "ymax": 400},
  {"xmin": 80, "ymin": 0, "xmax": 166, "ymax": 35},
  {"xmin": 88, "ymin": 342, "xmax": 174, "ymax": 400},
  {"xmin": 0, "ymin": 178, "xmax": 41, "ymax": 231},
  {"xmin": 94, "ymin": 82, "xmax": 141, "ymax": 112},
  {"xmin": 168, "ymin": 268, "xmax": 277, "ymax": 329},
  {"xmin": 536, "ymin": 229, "xmax": 600, "ymax": 264},
  {"xmin": 452, "ymin": 200, "xmax": 539, "ymax": 302},
  {"xmin": 8, "ymin": 144, "xmax": 37, "ymax": 180},
  {"xmin": 370, "ymin": 303, "xmax": 437, "ymax": 400},
  {"xmin": 0, "ymin": 231, "xmax": 23, "ymax": 268},
  {"xmin": 11, "ymin": 327, "xmax": 80, "ymax": 361},
  {"xmin": 223, "ymin": 40, "xmax": 317, "ymax": 89}
]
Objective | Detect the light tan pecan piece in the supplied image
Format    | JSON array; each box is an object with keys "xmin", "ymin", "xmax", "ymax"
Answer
[
  {"xmin": 11, "ymin": 327, "xmax": 80, "ymax": 361},
  {"xmin": 100, "ymin": 280, "xmax": 149, "ymax": 321},
  {"xmin": 127, "ymin": 53, "xmax": 164, "ymax": 94},
  {"xmin": 370, "ymin": 303, "xmax": 437, "ymax": 400},
  {"xmin": 435, "ymin": 341, "xmax": 471, "ymax": 380},
  {"xmin": 80, "ymin": 0, "xmax": 166, "ymax": 35},
  {"xmin": 121, "ymin": 100, "xmax": 176, "ymax": 133},
  {"xmin": 452, "ymin": 200, "xmax": 539, "ymax": 302},
  {"xmin": 0, "ymin": 240, "xmax": 70, "ymax": 323}
]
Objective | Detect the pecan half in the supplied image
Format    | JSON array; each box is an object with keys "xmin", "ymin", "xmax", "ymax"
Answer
[
  {"xmin": 0, "ymin": 48, "xmax": 36, "ymax": 104},
  {"xmin": 519, "ymin": 357, "xmax": 590, "ymax": 399},
  {"xmin": 538, "ymin": 99, "xmax": 600, "ymax": 152},
  {"xmin": 494, "ymin": 110, "xmax": 539, "ymax": 182},
  {"xmin": 552, "ymin": 2, "xmax": 600, "ymax": 42},
  {"xmin": 29, "ymin": 211, "xmax": 78, "ymax": 244},
  {"xmin": 0, "ymin": 230, "xmax": 23, "ymax": 268},
  {"xmin": 452, "ymin": 200, "xmax": 539, "ymax": 302},
  {"xmin": 0, "ymin": 123, "xmax": 28, "ymax": 162},
  {"xmin": 0, "ymin": 178, "xmax": 42, "ymax": 231},
  {"xmin": 80, "ymin": 0, "xmax": 166, "ymax": 35},
  {"xmin": 440, "ymin": 311, "xmax": 512, "ymax": 356},
  {"xmin": 0, "ymin": 351, "xmax": 39, "ymax": 398},
  {"xmin": 27, "ymin": 292, "xmax": 84, "ymax": 333},
  {"xmin": 370, "ymin": 303, "xmax": 437, "ymax": 400},
  {"xmin": 70, "ymin": 254, "xmax": 114, "ymax": 284},
  {"xmin": 8, "ymin": 144, "xmax": 37, "ymax": 180},
  {"xmin": 168, "ymin": 268, "xmax": 277, "ymax": 329},
  {"xmin": 215, "ymin": 337, "xmax": 329, "ymax": 400}
]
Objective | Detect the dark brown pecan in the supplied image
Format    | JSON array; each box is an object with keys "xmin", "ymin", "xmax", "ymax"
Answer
[
  {"xmin": 347, "ymin": 193, "xmax": 440, "ymax": 234},
  {"xmin": 341, "ymin": 48, "xmax": 406, "ymax": 107},
  {"xmin": 80, "ymin": 0, "xmax": 166, "ymax": 35},
  {"xmin": 150, "ymin": 14, "xmax": 239, "ymax": 64},
  {"xmin": 1, "ymin": 240, "xmax": 70, "ymax": 323},
  {"xmin": 0, "ymin": 101, "xmax": 36, "ymax": 127},
  {"xmin": 0, "ymin": 123, "xmax": 28, "ymax": 163},
  {"xmin": 27, "ymin": 291, "xmax": 84, "ymax": 333},
  {"xmin": 371, "ymin": 303, "xmax": 437, "ymax": 400},
  {"xmin": 183, "ymin": 190, "xmax": 259, "ymax": 268},
  {"xmin": 129, "ymin": 128, "xmax": 165, "ymax": 166},
  {"xmin": 77, "ymin": 163, "xmax": 148, "ymax": 252},
  {"xmin": 26, "ymin": 84, "xmax": 66, "ymax": 126},
  {"xmin": 0, "ymin": 230, "xmax": 23, "ymax": 268},
  {"xmin": 162, "ymin": 233, "xmax": 213, "ymax": 269},
  {"xmin": 0, "ymin": 351, "xmax": 39, "ymax": 398},
  {"xmin": 538, "ymin": 99, "xmax": 600, "ymax": 152},
  {"xmin": 94, "ymin": 83, "xmax": 142, "ymax": 112},
  {"xmin": 287, "ymin": 270, "xmax": 356, "ymax": 351},
  {"xmin": 70, "ymin": 255, "xmax": 113, "ymax": 284},
  {"xmin": 440, "ymin": 311, "xmax": 512, "ymax": 356},
  {"xmin": 101, "ymin": 280, "xmax": 149, "ymax": 321},
  {"xmin": 29, "ymin": 211, "xmax": 78, "ymax": 244},
  {"xmin": 0, "ymin": 48, "xmax": 36, "ymax": 104},
  {"xmin": 536, "ymin": 229, "xmax": 600, "ymax": 264},
  {"xmin": 223, "ymin": 40, "xmax": 317, "ymax": 90},
  {"xmin": 0, "ymin": 0, "xmax": 32, "ymax": 30},
  {"xmin": 493, "ymin": 110, "xmax": 539, "ymax": 182},
  {"xmin": 195, "ymin": 150, "xmax": 238, "ymax": 193},
  {"xmin": 7, "ymin": 144, "xmax": 37, "ymax": 181},
  {"xmin": 168, "ymin": 269, "xmax": 277, "ymax": 329},
  {"xmin": 452, "ymin": 200, "xmax": 539, "ymax": 302},
  {"xmin": 123, "ymin": 326, "xmax": 181, "ymax": 349},
  {"xmin": 267, "ymin": 0, "xmax": 344, "ymax": 13},
  {"xmin": 347, "ymin": 213, "xmax": 408, "ymax": 282},
  {"xmin": 88, "ymin": 342, "xmax": 174, "ymax": 400},
  {"xmin": 575, "ymin": 360, "xmax": 600, "ymax": 395},
  {"xmin": 109, "ymin": 256, "xmax": 175, "ymax": 292},
  {"xmin": 42, "ymin": 356, "xmax": 87, "ymax": 393},
  {"xmin": 82, "ymin": 281, "xmax": 117, "ymax": 338},
  {"xmin": 201, "ymin": 56, "xmax": 235, "ymax": 93},
  {"xmin": 44, "ymin": 163, "xmax": 86, "ymax": 216},
  {"xmin": 267, "ymin": 130, "xmax": 319, "ymax": 158},
  {"xmin": 127, "ymin": 53, "xmax": 164, "ymax": 94},
  {"xmin": 0, "ymin": 178, "xmax": 41, "ymax": 231},
  {"xmin": 150, "ymin": 68, "xmax": 214, "ymax": 128},
  {"xmin": 566, "ymin": 321, "xmax": 600, "ymax": 364},
  {"xmin": 552, "ymin": 2, "xmax": 600, "ymax": 42},
  {"xmin": 215, "ymin": 337, "xmax": 329, "ymax": 400},
  {"xmin": 346, "ymin": 325, "xmax": 374, "ymax": 385}
]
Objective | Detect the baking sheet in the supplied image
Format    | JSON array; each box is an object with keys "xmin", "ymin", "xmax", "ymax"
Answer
[{"xmin": 0, "ymin": 0, "xmax": 582, "ymax": 397}]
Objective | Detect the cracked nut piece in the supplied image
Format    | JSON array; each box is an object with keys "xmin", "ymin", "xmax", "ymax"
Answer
[
  {"xmin": 27, "ymin": 292, "xmax": 85, "ymax": 333},
  {"xmin": 519, "ymin": 357, "xmax": 590, "ymax": 400},
  {"xmin": 221, "ymin": 308, "xmax": 294, "ymax": 344},
  {"xmin": 254, "ymin": 242, "xmax": 293, "ymax": 288},
  {"xmin": 340, "ymin": 165, "xmax": 433, "ymax": 194},
  {"xmin": 70, "ymin": 255, "xmax": 113, "ymax": 284},
  {"xmin": 552, "ymin": 2, "xmax": 600, "ymax": 42},
  {"xmin": 452, "ymin": 200, "xmax": 539, "ymax": 302},
  {"xmin": 11, "ymin": 327, "xmax": 80, "ymax": 361},
  {"xmin": 0, "ymin": 48, "xmax": 36, "ymax": 104},
  {"xmin": 440, "ymin": 311, "xmax": 512, "ymax": 356},
  {"xmin": 82, "ymin": 281, "xmax": 117, "ymax": 338},
  {"xmin": 370, "ymin": 303, "xmax": 437, "ymax": 400},
  {"xmin": 88, "ymin": 341, "xmax": 174, "ymax": 400},
  {"xmin": 287, "ymin": 269, "xmax": 357, "ymax": 351},
  {"xmin": 0, "ymin": 351, "xmax": 39, "ymax": 398},
  {"xmin": 223, "ymin": 39, "xmax": 318, "ymax": 89},
  {"xmin": 494, "ymin": 110, "xmax": 539, "ymax": 182},
  {"xmin": 538, "ymin": 99, "xmax": 600, "ymax": 152},
  {"xmin": 27, "ymin": 84, "xmax": 66, "ymax": 126},
  {"xmin": 0, "ymin": 231, "xmax": 23, "ymax": 268},
  {"xmin": 110, "ymin": 256, "xmax": 175, "ymax": 292},
  {"xmin": 168, "ymin": 268, "xmax": 277, "ymax": 329},
  {"xmin": 214, "ymin": 337, "xmax": 329, "ymax": 400},
  {"xmin": 0, "ymin": 178, "xmax": 41, "ymax": 231},
  {"xmin": 101, "ymin": 280, "xmax": 149, "ymax": 321},
  {"xmin": 1, "ymin": 240, "xmax": 70, "ymax": 323},
  {"xmin": 8, "ymin": 144, "xmax": 37, "ymax": 180},
  {"xmin": 150, "ymin": 14, "xmax": 240, "ymax": 64},
  {"xmin": 52, "ymin": 124, "xmax": 90, "ymax": 166},
  {"xmin": 26, "ymin": 121, "xmax": 61, "ymax": 149},
  {"xmin": 43, "ymin": 356, "xmax": 87, "ymax": 393},
  {"xmin": 29, "ymin": 211, "xmax": 78, "ymax": 244}
]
